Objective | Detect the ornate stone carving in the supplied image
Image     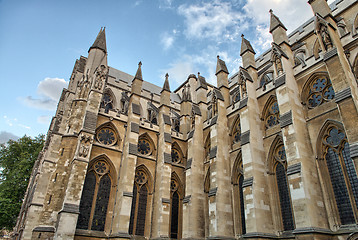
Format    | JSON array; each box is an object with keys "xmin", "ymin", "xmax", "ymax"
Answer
[
  {"xmin": 94, "ymin": 65, "xmax": 108, "ymax": 90},
  {"xmin": 78, "ymin": 134, "xmax": 93, "ymax": 158},
  {"xmin": 319, "ymin": 24, "xmax": 333, "ymax": 51},
  {"xmin": 239, "ymin": 72, "xmax": 247, "ymax": 98},
  {"xmin": 78, "ymin": 69, "xmax": 90, "ymax": 98},
  {"xmin": 120, "ymin": 91, "xmax": 129, "ymax": 115}
]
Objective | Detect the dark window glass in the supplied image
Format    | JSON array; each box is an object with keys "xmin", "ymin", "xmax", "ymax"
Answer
[
  {"xmin": 342, "ymin": 143, "xmax": 358, "ymax": 208},
  {"xmin": 129, "ymin": 184, "xmax": 137, "ymax": 235},
  {"xmin": 325, "ymin": 148, "xmax": 355, "ymax": 224},
  {"xmin": 276, "ymin": 163, "xmax": 294, "ymax": 231},
  {"xmin": 77, "ymin": 172, "xmax": 96, "ymax": 229},
  {"xmin": 171, "ymin": 149, "xmax": 181, "ymax": 164},
  {"xmin": 307, "ymin": 77, "xmax": 335, "ymax": 109},
  {"xmin": 137, "ymin": 139, "xmax": 151, "ymax": 155},
  {"xmin": 170, "ymin": 191, "xmax": 179, "ymax": 239},
  {"xmin": 97, "ymin": 128, "xmax": 116, "ymax": 145},
  {"xmin": 91, "ymin": 175, "xmax": 111, "ymax": 231},
  {"xmin": 239, "ymin": 175, "xmax": 246, "ymax": 234},
  {"xmin": 135, "ymin": 186, "xmax": 148, "ymax": 236},
  {"xmin": 101, "ymin": 93, "xmax": 113, "ymax": 113}
]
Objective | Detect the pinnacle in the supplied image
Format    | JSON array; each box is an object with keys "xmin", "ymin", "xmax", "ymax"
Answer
[
  {"xmin": 134, "ymin": 61, "xmax": 143, "ymax": 81},
  {"xmin": 162, "ymin": 73, "xmax": 171, "ymax": 92},
  {"xmin": 215, "ymin": 56, "xmax": 229, "ymax": 75},
  {"xmin": 89, "ymin": 27, "xmax": 107, "ymax": 53},
  {"xmin": 269, "ymin": 10, "xmax": 287, "ymax": 33},
  {"xmin": 240, "ymin": 35, "xmax": 256, "ymax": 56}
]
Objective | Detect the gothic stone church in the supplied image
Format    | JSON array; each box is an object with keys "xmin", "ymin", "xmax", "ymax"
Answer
[{"xmin": 14, "ymin": 0, "xmax": 358, "ymax": 239}]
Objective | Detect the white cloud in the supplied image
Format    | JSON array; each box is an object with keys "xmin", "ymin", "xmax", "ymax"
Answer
[
  {"xmin": 18, "ymin": 124, "xmax": 31, "ymax": 130},
  {"xmin": 161, "ymin": 32, "xmax": 175, "ymax": 50},
  {"xmin": 23, "ymin": 77, "xmax": 68, "ymax": 111},
  {"xmin": 177, "ymin": 0, "xmax": 245, "ymax": 41},
  {"xmin": 161, "ymin": 61, "xmax": 194, "ymax": 88}
]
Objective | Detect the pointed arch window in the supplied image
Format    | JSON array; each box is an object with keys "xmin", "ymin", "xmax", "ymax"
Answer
[
  {"xmin": 231, "ymin": 117, "xmax": 241, "ymax": 144},
  {"xmin": 302, "ymin": 73, "xmax": 335, "ymax": 109},
  {"xmin": 101, "ymin": 92, "xmax": 114, "ymax": 113},
  {"xmin": 137, "ymin": 134, "xmax": 154, "ymax": 156},
  {"xmin": 322, "ymin": 126, "xmax": 358, "ymax": 224},
  {"xmin": 129, "ymin": 169, "xmax": 149, "ymax": 236},
  {"xmin": 77, "ymin": 160, "xmax": 112, "ymax": 231},
  {"xmin": 232, "ymin": 157, "xmax": 246, "ymax": 235},
  {"xmin": 271, "ymin": 143, "xmax": 295, "ymax": 231},
  {"xmin": 263, "ymin": 97, "xmax": 280, "ymax": 128},
  {"xmin": 260, "ymin": 72, "xmax": 273, "ymax": 89},
  {"xmin": 170, "ymin": 177, "xmax": 181, "ymax": 239},
  {"xmin": 171, "ymin": 143, "xmax": 183, "ymax": 164}
]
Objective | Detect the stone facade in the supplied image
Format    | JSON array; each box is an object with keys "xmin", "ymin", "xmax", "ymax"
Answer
[{"xmin": 13, "ymin": 0, "xmax": 358, "ymax": 239}]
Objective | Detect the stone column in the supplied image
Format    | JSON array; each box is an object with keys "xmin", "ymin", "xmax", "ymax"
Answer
[{"xmin": 182, "ymin": 105, "xmax": 205, "ymax": 239}]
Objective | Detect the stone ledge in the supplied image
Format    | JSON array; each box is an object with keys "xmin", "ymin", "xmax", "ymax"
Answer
[
  {"xmin": 335, "ymin": 87, "xmax": 351, "ymax": 103},
  {"xmin": 109, "ymin": 231, "xmax": 131, "ymax": 239},
  {"xmin": 243, "ymin": 177, "xmax": 253, "ymax": 188},
  {"xmin": 209, "ymin": 146, "xmax": 217, "ymax": 159},
  {"xmin": 287, "ymin": 163, "xmax": 301, "ymax": 176},
  {"xmin": 186, "ymin": 158, "xmax": 192, "ymax": 170},
  {"xmin": 280, "ymin": 111, "xmax": 292, "ymax": 128},
  {"xmin": 350, "ymin": 143, "xmax": 358, "ymax": 158},
  {"xmin": 60, "ymin": 203, "xmax": 80, "ymax": 214},
  {"xmin": 323, "ymin": 47, "xmax": 338, "ymax": 62},
  {"xmin": 183, "ymin": 195, "xmax": 191, "ymax": 204},
  {"xmin": 132, "ymin": 103, "xmax": 141, "ymax": 115},
  {"xmin": 293, "ymin": 227, "xmax": 332, "ymax": 235},
  {"xmin": 208, "ymin": 187, "xmax": 218, "ymax": 197},
  {"xmin": 274, "ymin": 74, "xmax": 286, "ymax": 88},
  {"xmin": 241, "ymin": 131, "xmax": 250, "ymax": 146},
  {"xmin": 238, "ymin": 97, "xmax": 248, "ymax": 110},
  {"xmin": 162, "ymin": 198, "xmax": 170, "ymax": 204},
  {"xmin": 123, "ymin": 191, "xmax": 133, "ymax": 197},
  {"xmin": 207, "ymin": 236, "xmax": 235, "ymax": 240},
  {"xmin": 33, "ymin": 226, "xmax": 55, "ymax": 233},
  {"xmin": 76, "ymin": 229, "xmax": 108, "ymax": 238}
]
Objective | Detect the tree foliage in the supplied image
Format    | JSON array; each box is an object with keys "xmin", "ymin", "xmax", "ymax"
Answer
[{"xmin": 0, "ymin": 134, "xmax": 44, "ymax": 230}]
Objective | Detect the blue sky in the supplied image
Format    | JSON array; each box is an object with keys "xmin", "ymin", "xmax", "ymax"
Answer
[{"xmin": 0, "ymin": 0, "xmax": 329, "ymax": 142}]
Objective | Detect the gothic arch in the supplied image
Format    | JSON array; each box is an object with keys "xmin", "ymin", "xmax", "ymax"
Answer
[
  {"xmin": 230, "ymin": 115, "xmax": 241, "ymax": 145},
  {"xmin": 135, "ymin": 164, "xmax": 154, "ymax": 193},
  {"xmin": 204, "ymin": 167, "xmax": 211, "ymax": 193},
  {"xmin": 294, "ymin": 49, "xmax": 306, "ymax": 67},
  {"xmin": 261, "ymin": 95, "xmax": 280, "ymax": 129},
  {"xmin": 171, "ymin": 171, "xmax": 184, "ymax": 196},
  {"xmin": 101, "ymin": 88, "xmax": 116, "ymax": 113},
  {"xmin": 172, "ymin": 141, "xmax": 184, "ymax": 165},
  {"xmin": 316, "ymin": 119, "xmax": 345, "ymax": 159},
  {"xmin": 316, "ymin": 119, "xmax": 358, "ymax": 225},
  {"xmin": 76, "ymin": 154, "xmax": 116, "ymax": 231},
  {"xmin": 95, "ymin": 121, "xmax": 121, "ymax": 146},
  {"xmin": 170, "ymin": 171, "xmax": 183, "ymax": 239},
  {"xmin": 266, "ymin": 134, "xmax": 284, "ymax": 174},
  {"xmin": 353, "ymin": 13, "xmax": 358, "ymax": 35},
  {"xmin": 231, "ymin": 151, "xmax": 243, "ymax": 184},
  {"xmin": 353, "ymin": 54, "xmax": 358, "ymax": 79},
  {"xmin": 137, "ymin": 132, "xmax": 156, "ymax": 156}
]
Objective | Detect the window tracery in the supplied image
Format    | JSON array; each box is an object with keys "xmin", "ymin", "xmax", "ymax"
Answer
[
  {"xmin": 263, "ymin": 98, "xmax": 280, "ymax": 128},
  {"xmin": 170, "ymin": 175, "xmax": 182, "ymax": 239},
  {"xmin": 303, "ymin": 74, "xmax": 335, "ymax": 109},
  {"xmin": 260, "ymin": 72, "xmax": 273, "ymax": 90},
  {"xmin": 137, "ymin": 139, "xmax": 151, "ymax": 155},
  {"xmin": 129, "ymin": 168, "xmax": 150, "ymax": 236},
  {"xmin": 270, "ymin": 141, "xmax": 294, "ymax": 231},
  {"xmin": 322, "ymin": 125, "xmax": 358, "ymax": 225},
  {"xmin": 231, "ymin": 117, "xmax": 241, "ymax": 144},
  {"xmin": 77, "ymin": 159, "xmax": 112, "ymax": 231},
  {"xmin": 100, "ymin": 92, "xmax": 114, "ymax": 113}
]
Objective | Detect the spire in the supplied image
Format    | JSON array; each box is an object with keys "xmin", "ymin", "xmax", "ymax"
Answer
[
  {"xmin": 162, "ymin": 73, "xmax": 170, "ymax": 92},
  {"xmin": 134, "ymin": 61, "xmax": 143, "ymax": 81},
  {"xmin": 240, "ymin": 34, "xmax": 256, "ymax": 56},
  {"xmin": 215, "ymin": 55, "xmax": 229, "ymax": 75},
  {"xmin": 89, "ymin": 27, "xmax": 107, "ymax": 53},
  {"xmin": 269, "ymin": 10, "xmax": 287, "ymax": 33},
  {"xmin": 197, "ymin": 72, "xmax": 208, "ymax": 90}
]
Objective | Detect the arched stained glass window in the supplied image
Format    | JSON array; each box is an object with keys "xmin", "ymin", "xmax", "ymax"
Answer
[
  {"xmin": 170, "ymin": 178, "xmax": 180, "ymax": 239},
  {"xmin": 303, "ymin": 74, "xmax": 335, "ymax": 109},
  {"xmin": 77, "ymin": 160, "xmax": 112, "ymax": 231},
  {"xmin": 264, "ymin": 98, "xmax": 280, "ymax": 128},
  {"xmin": 129, "ymin": 169, "xmax": 149, "ymax": 236},
  {"xmin": 270, "ymin": 141, "xmax": 295, "ymax": 231},
  {"xmin": 323, "ymin": 126, "xmax": 358, "ymax": 224}
]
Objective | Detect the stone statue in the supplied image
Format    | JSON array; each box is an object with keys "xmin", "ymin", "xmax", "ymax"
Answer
[
  {"xmin": 320, "ymin": 24, "xmax": 332, "ymax": 50},
  {"xmin": 120, "ymin": 91, "xmax": 129, "ymax": 115},
  {"xmin": 94, "ymin": 65, "xmax": 108, "ymax": 90}
]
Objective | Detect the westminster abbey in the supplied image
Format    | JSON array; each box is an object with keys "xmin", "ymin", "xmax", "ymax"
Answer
[{"xmin": 13, "ymin": 0, "xmax": 358, "ymax": 239}]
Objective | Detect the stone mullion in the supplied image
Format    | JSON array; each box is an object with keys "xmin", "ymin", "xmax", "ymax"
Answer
[
  {"xmin": 240, "ymin": 70, "xmax": 272, "ymax": 235},
  {"xmin": 207, "ymin": 99, "xmax": 234, "ymax": 239},
  {"xmin": 151, "ymin": 107, "xmax": 172, "ymax": 239},
  {"xmin": 275, "ymin": 52, "xmax": 328, "ymax": 231},
  {"xmin": 182, "ymin": 113, "xmax": 205, "ymax": 239},
  {"xmin": 110, "ymin": 95, "xmax": 141, "ymax": 237}
]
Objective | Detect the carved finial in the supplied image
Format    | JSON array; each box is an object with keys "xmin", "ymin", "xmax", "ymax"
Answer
[
  {"xmin": 165, "ymin": 73, "xmax": 169, "ymax": 79},
  {"xmin": 138, "ymin": 61, "xmax": 142, "ymax": 67},
  {"xmin": 198, "ymin": 72, "xmax": 200, "ymax": 76},
  {"xmin": 269, "ymin": 9, "xmax": 273, "ymax": 13},
  {"xmin": 217, "ymin": 55, "xmax": 220, "ymax": 59},
  {"xmin": 241, "ymin": 34, "xmax": 244, "ymax": 38}
]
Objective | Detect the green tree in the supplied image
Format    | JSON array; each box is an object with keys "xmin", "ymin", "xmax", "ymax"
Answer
[{"xmin": 0, "ymin": 134, "xmax": 44, "ymax": 230}]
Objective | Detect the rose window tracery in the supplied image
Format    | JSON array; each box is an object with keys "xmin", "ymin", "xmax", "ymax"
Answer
[
  {"xmin": 171, "ymin": 149, "xmax": 181, "ymax": 164},
  {"xmin": 307, "ymin": 76, "xmax": 335, "ymax": 108},
  {"xmin": 275, "ymin": 145, "xmax": 287, "ymax": 162},
  {"xmin": 94, "ymin": 161, "xmax": 108, "ymax": 175},
  {"xmin": 137, "ymin": 139, "xmax": 151, "ymax": 155},
  {"xmin": 325, "ymin": 127, "xmax": 345, "ymax": 147},
  {"xmin": 171, "ymin": 179, "xmax": 178, "ymax": 192},
  {"xmin": 97, "ymin": 128, "xmax": 116, "ymax": 146},
  {"xmin": 265, "ymin": 101, "xmax": 280, "ymax": 128},
  {"xmin": 135, "ymin": 171, "xmax": 147, "ymax": 185}
]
